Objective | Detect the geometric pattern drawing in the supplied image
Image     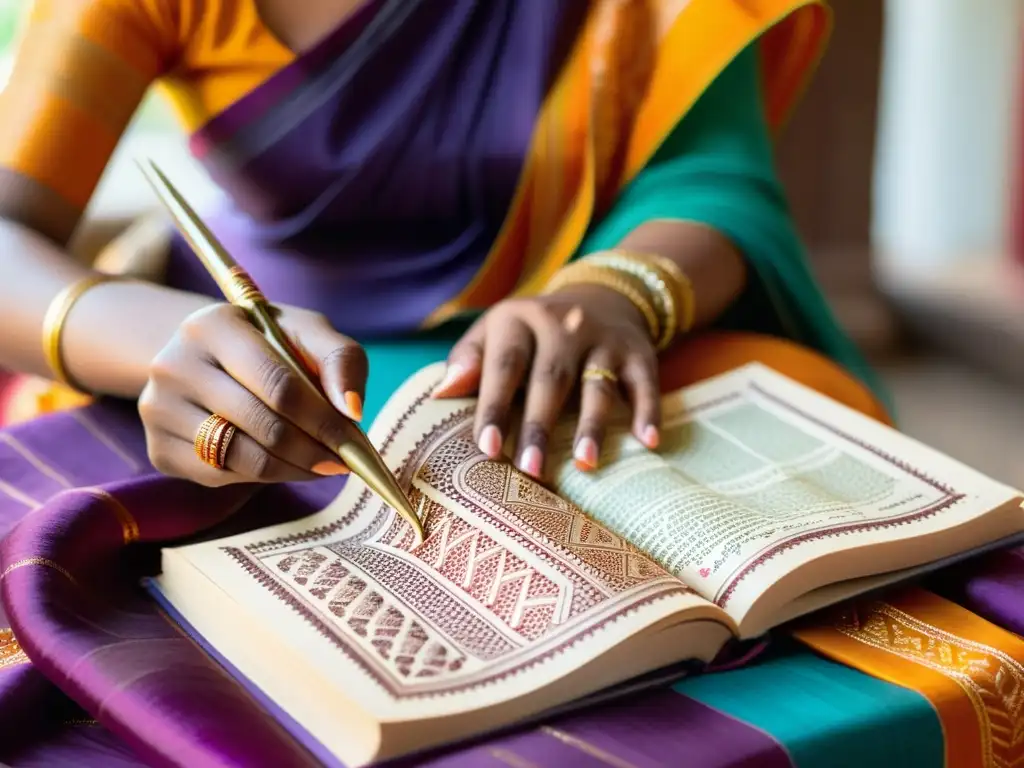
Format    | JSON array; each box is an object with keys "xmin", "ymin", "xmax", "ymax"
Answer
[
  {"xmin": 485, "ymin": 461, "xmax": 672, "ymax": 590},
  {"xmin": 411, "ymin": 505, "xmax": 564, "ymax": 641},
  {"xmin": 273, "ymin": 548, "xmax": 467, "ymax": 680},
  {"xmin": 230, "ymin": 402, "xmax": 691, "ymax": 699}
]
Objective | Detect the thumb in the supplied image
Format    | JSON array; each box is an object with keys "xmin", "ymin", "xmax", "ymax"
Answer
[{"xmin": 295, "ymin": 323, "xmax": 368, "ymax": 422}]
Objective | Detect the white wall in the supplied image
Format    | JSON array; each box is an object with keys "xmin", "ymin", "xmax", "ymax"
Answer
[{"xmin": 872, "ymin": 0, "xmax": 1023, "ymax": 273}]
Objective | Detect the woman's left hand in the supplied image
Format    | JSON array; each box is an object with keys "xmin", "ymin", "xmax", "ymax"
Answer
[{"xmin": 432, "ymin": 285, "xmax": 661, "ymax": 479}]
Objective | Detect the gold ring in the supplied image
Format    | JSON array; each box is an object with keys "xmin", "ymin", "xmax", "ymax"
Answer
[
  {"xmin": 194, "ymin": 414, "xmax": 237, "ymax": 470},
  {"xmin": 582, "ymin": 367, "xmax": 619, "ymax": 385}
]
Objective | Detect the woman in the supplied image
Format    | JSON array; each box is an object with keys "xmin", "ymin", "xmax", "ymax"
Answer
[{"xmin": 1, "ymin": 1, "xmax": 1022, "ymax": 766}]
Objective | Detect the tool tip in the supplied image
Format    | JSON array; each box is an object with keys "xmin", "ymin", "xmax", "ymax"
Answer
[{"xmin": 395, "ymin": 495, "xmax": 425, "ymax": 545}]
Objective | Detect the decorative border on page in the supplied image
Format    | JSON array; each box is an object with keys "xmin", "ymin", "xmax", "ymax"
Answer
[
  {"xmin": 713, "ymin": 383, "xmax": 965, "ymax": 607},
  {"xmin": 222, "ymin": 545, "xmax": 689, "ymax": 699}
]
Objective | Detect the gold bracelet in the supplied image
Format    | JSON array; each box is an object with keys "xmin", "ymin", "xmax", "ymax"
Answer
[
  {"xmin": 41, "ymin": 275, "xmax": 115, "ymax": 393},
  {"xmin": 633, "ymin": 250, "xmax": 696, "ymax": 335},
  {"xmin": 580, "ymin": 251, "xmax": 680, "ymax": 349},
  {"xmin": 542, "ymin": 261, "xmax": 661, "ymax": 342},
  {"xmin": 593, "ymin": 250, "xmax": 695, "ymax": 342}
]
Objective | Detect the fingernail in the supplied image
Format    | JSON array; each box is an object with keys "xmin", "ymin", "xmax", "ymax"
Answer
[
  {"xmin": 343, "ymin": 391, "xmax": 363, "ymax": 421},
  {"xmin": 518, "ymin": 445, "xmax": 544, "ymax": 477},
  {"xmin": 573, "ymin": 437, "xmax": 599, "ymax": 471},
  {"xmin": 312, "ymin": 461, "xmax": 350, "ymax": 476},
  {"xmin": 641, "ymin": 425, "xmax": 660, "ymax": 450},
  {"xmin": 432, "ymin": 363, "xmax": 465, "ymax": 397},
  {"xmin": 478, "ymin": 425, "xmax": 502, "ymax": 458}
]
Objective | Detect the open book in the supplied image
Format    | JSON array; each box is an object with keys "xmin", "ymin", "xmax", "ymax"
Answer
[{"xmin": 153, "ymin": 362, "xmax": 1024, "ymax": 766}]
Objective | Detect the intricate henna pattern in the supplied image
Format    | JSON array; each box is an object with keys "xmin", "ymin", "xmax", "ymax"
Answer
[{"xmin": 225, "ymin": 399, "xmax": 686, "ymax": 699}]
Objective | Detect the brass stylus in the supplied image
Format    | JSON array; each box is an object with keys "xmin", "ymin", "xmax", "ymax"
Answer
[{"xmin": 136, "ymin": 158, "xmax": 424, "ymax": 544}]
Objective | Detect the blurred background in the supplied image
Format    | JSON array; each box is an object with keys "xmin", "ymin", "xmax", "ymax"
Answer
[{"xmin": 0, "ymin": 0, "xmax": 1020, "ymax": 485}]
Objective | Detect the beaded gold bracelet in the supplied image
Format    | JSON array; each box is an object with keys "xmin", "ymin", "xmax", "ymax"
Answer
[
  {"xmin": 580, "ymin": 251, "xmax": 677, "ymax": 349},
  {"xmin": 636, "ymin": 250, "xmax": 696, "ymax": 335},
  {"xmin": 41, "ymin": 275, "xmax": 116, "ymax": 393},
  {"xmin": 582, "ymin": 250, "xmax": 695, "ymax": 349},
  {"xmin": 542, "ymin": 261, "xmax": 661, "ymax": 343}
]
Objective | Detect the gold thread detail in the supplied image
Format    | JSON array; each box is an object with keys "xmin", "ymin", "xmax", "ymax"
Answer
[
  {"xmin": 0, "ymin": 433, "xmax": 72, "ymax": 488},
  {"xmin": 80, "ymin": 487, "xmax": 140, "ymax": 545},
  {"xmin": 0, "ymin": 478, "xmax": 41, "ymax": 510},
  {"xmin": 540, "ymin": 726, "xmax": 638, "ymax": 768},
  {"xmin": 488, "ymin": 748, "xmax": 541, "ymax": 768},
  {"xmin": 70, "ymin": 410, "xmax": 143, "ymax": 473},
  {"xmin": 1, "ymin": 557, "xmax": 75, "ymax": 584},
  {"xmin": 62, "ymin": 717, "xmax": 99, "ymax": 726}
]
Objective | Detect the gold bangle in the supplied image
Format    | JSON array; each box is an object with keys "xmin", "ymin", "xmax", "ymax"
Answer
[
  {"xmin": 629, "ymin": 250, "xmax": 696, "ymax": 335},
  {"xmin": 41, "ymin": 275, "xmax": 115, "ymax": 393},
  {"xmin": 542, "ymin": 262, "xmax": 661, "ymax": 343},
  {"xmin": 581, "ymin": 251, "xmax": 680, "ymax": 349}
]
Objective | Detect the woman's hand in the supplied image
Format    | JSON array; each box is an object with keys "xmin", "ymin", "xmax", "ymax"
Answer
[
  {"xmin": 139, "ymin": 303, "xmax": 367, "ymax": 487},
  {"xmin": 434, "ymin": 285, "xmax": 661, "ymax": 479}
]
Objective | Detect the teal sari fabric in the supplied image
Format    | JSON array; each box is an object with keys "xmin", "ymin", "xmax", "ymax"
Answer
[{"xmin": 676, "ymin": 641, "xmax": 943, "ymax": 768}]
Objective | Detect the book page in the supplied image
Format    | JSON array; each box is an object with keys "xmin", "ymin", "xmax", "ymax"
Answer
[
  {"xmin": 171, "ymin": 364, "xmax": 719, "ymax": 723},
  {"xmin": 550, "ymin": 363, "xmax": 1023, "ymax": 627}
]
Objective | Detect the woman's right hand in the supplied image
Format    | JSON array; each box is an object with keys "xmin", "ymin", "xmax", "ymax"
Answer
[{"xmin": 138, "ymin": 303, "xmax": 368, "ymax": 487}]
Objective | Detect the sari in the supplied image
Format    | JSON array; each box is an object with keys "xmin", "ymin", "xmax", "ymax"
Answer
[{"xmin": 2, "ymin": 1, "xmax": 1024, "ymax": 766}]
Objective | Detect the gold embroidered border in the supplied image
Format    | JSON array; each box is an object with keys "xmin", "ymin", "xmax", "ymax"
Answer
[
  {"xmin": 489, "ymin": 748, "xmax": 541, "ymax": 768},
  {"xmin": 79, "ymin": 487, "xmax": 140, "ymax": 545},
  {"xmin": 1, "ymin": 557, "xmax": 76, "ymax": 583},
  {"xmin": 62, "ymin": 717, "xmax": 99, "ymax": 726},
  {"xmin": 834, "ymin": 601, "xmax": 1024, "ymax": 768},
  {"xmin": 0, "ymin": 627, "xmax": 29, "ymax": 669},
  {"xmin": 540, "ymin": 726, "xmax": 638, "ymax": 768}
]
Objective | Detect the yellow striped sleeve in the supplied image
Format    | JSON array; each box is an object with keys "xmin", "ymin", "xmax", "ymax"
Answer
[{"xmin": 0, "ymin": 0, "xmax": 178, "ymax": 244}]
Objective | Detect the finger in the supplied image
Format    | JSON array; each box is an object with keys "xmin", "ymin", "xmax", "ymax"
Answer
[
  {"xmin": 146, "ymin": 432, "xmax": 242, "ymax": 488},
  {"xmin": 433, "ymin": 317, "xmax": 486, "ymax": 399},
  {"xmin": 182, "ymin": 367, "xmax": 349, "ymax": 477},
  {"xmin": 298, "ymin": 321, "xmax": 368, "ymax": 422},
  {"xmin": 148, "ymin": 400, "xmax": 323, "ymax": 484},
  {"xmin": 516, "ymin": 320, "xmax": 581, "ymax": 478},
  {"xmin": 572, "ymin": 350, "xmax": 623, "ymax": 471},
  {"xmin": 620, "ymin": 352, "xmax": 661, "ymax": 449},
  {"xmin": 203, "ymin": 312, "xmax": 361, "ymax": 456},
  {"xmin": 474, "ymin": 317, "xmax": 533, "ymax": 459}
]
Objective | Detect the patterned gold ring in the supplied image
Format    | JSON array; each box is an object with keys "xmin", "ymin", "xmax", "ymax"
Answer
[
  {"xmin": 193, "ymin": 414, "xmax": 237, "ymax": 470},
  {"xmin": 581, "ymin": 367, "xmax": 619, "ymax": 386}
]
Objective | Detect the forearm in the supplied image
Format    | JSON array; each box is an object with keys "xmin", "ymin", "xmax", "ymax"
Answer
[
  {"xmin": 615, "ymin": 219, "xmax": 747, "ymax": 331},
  {"xmin": 0, "ymin": 218, "xmax": 216, "ymax": 399}
]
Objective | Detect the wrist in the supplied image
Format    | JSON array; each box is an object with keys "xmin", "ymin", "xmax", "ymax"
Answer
[
  {"xmin": 550, "ymin": 282, "xmax": 652, "ymax": 336},
  {"xmin": 62, "ymin": 280, "xmax": 218, "ymax": 398}
]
